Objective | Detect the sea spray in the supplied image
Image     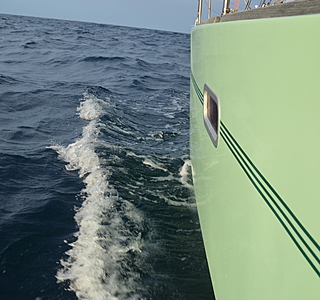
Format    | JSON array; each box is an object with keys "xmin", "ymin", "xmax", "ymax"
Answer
[
  {"xmin": 50, "ymin": 92, "xmax": 149, "ymax": 300},
  {"xmin": 179, "ymin": 159, "xmax": 194, "ymax": 191}
]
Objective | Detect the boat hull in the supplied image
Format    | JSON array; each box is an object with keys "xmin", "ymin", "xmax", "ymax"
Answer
[{"xmin": 190, "ymin": 13, "xmax": 320, "ymax": 300}]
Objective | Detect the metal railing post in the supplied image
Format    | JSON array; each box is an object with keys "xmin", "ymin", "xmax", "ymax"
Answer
[
  {"xmin": 222, "ymin": 0, "xmax": 230, "ymax": 15},
  {"xmin": 196, "ymin": 0, "xmax": 203, "ymax": 24}
]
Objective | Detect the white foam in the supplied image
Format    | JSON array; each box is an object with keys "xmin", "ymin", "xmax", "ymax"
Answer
[
  {"xmin": 77, "ymin": 91, "xmax": 107, "ymax": 121},
  {"xmin": 157, "ymin": 192, "xmax": 196, "ymax": 208},
  {"xmin": 50, "ymin": 92, "xmax": 148, "ymax": 300},
  {"xmin": 179, "ymin": 159, "xmax": 194, "ymax": 190},
  {"xmin": 126, "ymin": 151, "xmax": 168, "ymax": 173},
  {"xmin": 140, "ymin": 159, "xmax": 196, "ymax": 208},
  {"xmin": 142, "ymin": 157, "xmax": 167, "ymax": 172}
]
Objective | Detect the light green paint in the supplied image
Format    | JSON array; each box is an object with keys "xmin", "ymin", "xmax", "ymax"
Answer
[{"xmin": 190, "ymin": 13, "xmax": 320, "ymax": 300}]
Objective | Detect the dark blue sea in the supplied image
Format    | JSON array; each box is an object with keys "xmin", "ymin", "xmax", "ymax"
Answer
[{"xmin": 0, "ymin": 13, "xmax": 214, "ymax": 300}]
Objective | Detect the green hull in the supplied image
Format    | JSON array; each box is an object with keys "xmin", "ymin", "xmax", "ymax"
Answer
[{"xmin": 190, "ymin": 13, "xmax": 320, "ymax": 299}]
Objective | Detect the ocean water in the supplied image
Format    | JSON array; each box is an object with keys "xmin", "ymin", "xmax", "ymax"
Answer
[{"xmin": 0, "ymin": 14, "xmax": 214, "ymax": 300}]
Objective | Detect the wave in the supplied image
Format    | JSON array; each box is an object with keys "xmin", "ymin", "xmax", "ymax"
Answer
[
  {"xmin": 135, "ymin": 58, "xmax": 176, "ymax": 72},
  {"xmin": 22, "ymin": 41, "xmax": 38, "ymax": 49},
  {"xmin": 50, "ymin": 91, "xmax": 152, "ymax": 300},
  {"xmin": 80, "ymin": 56, "xmax": 126, "ymax": 63},
  {"xmin": 0, "ymin": 74, "xmax": 19, "ymax": 85}
]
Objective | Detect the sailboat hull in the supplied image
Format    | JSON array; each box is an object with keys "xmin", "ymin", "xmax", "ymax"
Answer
[{"xmin": 190, "ymin": 13, "xmax": 320, "ymax": 299}]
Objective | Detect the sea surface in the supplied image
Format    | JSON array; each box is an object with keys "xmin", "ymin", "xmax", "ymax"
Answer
[{"xmin": 0, "ymin": 14, "xmax": 214, "ymax": 300}]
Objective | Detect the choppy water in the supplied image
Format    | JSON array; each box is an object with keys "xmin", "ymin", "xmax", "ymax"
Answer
[{"xmin": 0, "ymin": 13, "xmax": 213, "ymax": 300}]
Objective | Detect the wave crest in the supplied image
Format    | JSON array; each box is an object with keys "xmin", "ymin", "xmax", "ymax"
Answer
[{"xmin": 50, "ymin": 91, "xmax": 150, "ymax": 300}]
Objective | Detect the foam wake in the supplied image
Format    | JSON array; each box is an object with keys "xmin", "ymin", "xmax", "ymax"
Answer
[{"xmin": 50, "ymin": 91, "xmax": 149, "ymax": 300}]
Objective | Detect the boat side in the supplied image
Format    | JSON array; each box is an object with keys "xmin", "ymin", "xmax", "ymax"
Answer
[{"xmin": 190, "ymin": 13, "xmax": 320, "ymax": 300}]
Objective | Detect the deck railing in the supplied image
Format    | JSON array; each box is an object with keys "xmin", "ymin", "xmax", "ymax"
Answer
[
  {"xmin": 195, "ymin": 0, "xmax": 295, "ymax": 25},
  {"xmin": 196, "ymin": 0, "xmax": 231, "ymax": 24}
]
